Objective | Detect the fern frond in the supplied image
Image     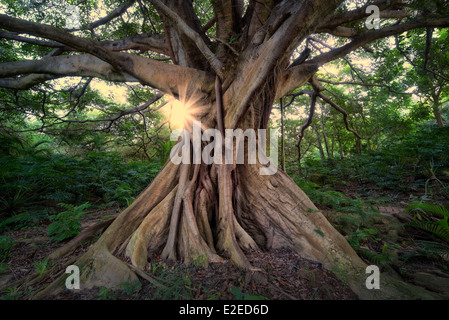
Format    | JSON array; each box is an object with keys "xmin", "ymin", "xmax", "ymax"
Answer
[
  {"xmin": 357, "ymin": 248, "xmax": 392, "ymax": 267},
  {"xmin": 408, "ymin": 220, "xmax": 449, "ymax": 241},
  {"xmin": 407, "ymin": 202, "xmax": 449, "ymax": 219}
]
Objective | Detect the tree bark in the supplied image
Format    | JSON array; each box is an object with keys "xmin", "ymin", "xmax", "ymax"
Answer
[
  {"xmin": 312, "ymin": 124, "xmax": 326, "ymax": 160},
  {"xmin": 280, "ymin": 98, "xmax": 286, "ymax": 172}
]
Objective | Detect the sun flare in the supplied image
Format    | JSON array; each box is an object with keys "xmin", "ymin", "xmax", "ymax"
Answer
[{"xmin": 163, "ymin": 99, "xmax": 192, "ymax": 129}]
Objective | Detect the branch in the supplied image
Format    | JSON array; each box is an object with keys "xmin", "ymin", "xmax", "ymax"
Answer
[
  {"xmin": 0, "ymin": 74, "xmax": 61, "ymax": 90},
  {"xmin": 100, "ymin": 33, "xmax": 168, "ymax": 55},
  {"xmin": 0, "ymin": 14, "xmax": 215, "ymax": 97},
  {"xmin": 311, "ymin": 77, "xmax": 362, "ymax": 140},
  {"xmin": 0, "ymin": 13, "xmax": 127, "ymax": 71},
  {"xmin": 296, "ymin": 91, "xmax": 318, "ymax": 163},
  {"xmin": 0, "ymin": 30, "xmax": 168, "ymax": 55},
  {"xmin": 317, "ymin": 78, "xmax": 412, "ymax": 95},
  {"xmin": 311, "ymin": 16, "xmax": 449, "ymax": 67},
  {"xmin": 150, "ymin": 0, "xmax": 224, "ymax": 77},
  {"xmin": 275, "ymin": 62, "xmax": 318, "ymax": 100},
  {"xmin": 0, "ymin": 31, "xmax": 64, "ymax": 48},
  {"xmin": 317, "ymin": 0, "xmax": 407, "ymax": 31},
  {"xmin": 55, "ymin": 94, "xmax": 166, "ymax": 125},
  {"xmin": 80, "ymin": 0, "xmax": 136, "ymax": 31},
  {"xmin": 0, "ymin": 54, "xmax": 137, "ymax": 82}
]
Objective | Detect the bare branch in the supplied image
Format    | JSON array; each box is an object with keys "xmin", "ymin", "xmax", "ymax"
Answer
[
  {"xmin": 80, "ymin": 0, "xmax": 136, "ymax": 31},
  {"xmin": 296, "ymin": 91, "xmax": 318, "ymax": 163},
  {"xmin": 55, "ymin": 93, "xmax": 166, "ymax": 125},
  {"xmin": 0, "ymin": 31, "xmax": 64, "ymax": 48},
  {"xmin": 317, "ymin": 78, "xmax": 412, "ymax": 95},
  {"xmin": 311, "ymin": 77, "xmax": 362, "ymax": 140}
]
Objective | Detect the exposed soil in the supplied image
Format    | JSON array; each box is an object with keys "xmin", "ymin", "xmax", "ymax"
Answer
[{"xmin": 0, "ymin": 206, "xmax": 358, "ymax": 300}]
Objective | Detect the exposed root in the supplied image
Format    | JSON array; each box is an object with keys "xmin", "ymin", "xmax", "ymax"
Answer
[
  {"xmin": 215, "ymin": 164, "xmax": 254, "ymax": 269},
  {"xmin": 24, "ymin": 153, "xmax": 443, "ymax": 300}
]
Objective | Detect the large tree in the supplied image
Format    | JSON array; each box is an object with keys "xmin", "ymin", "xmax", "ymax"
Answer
[{"xmin": 1, "ymin": 0, "xmax": 448, "ymax": 299}]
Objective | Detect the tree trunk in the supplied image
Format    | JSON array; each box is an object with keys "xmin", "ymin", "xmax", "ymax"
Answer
[
  {"xmin": 320, "ymin": 114, "xmax": 331, "ymax": 158},
  {"xmin": 280, "ymin": 98, "xmax": 286, "ymax": 172},
  {"xmin": 432, "ymin": 101, "xmax": 444, "ymax": 128},
  {"xmin": 312, "ymin": 124, "xmax": 326, "ymax": 160}
]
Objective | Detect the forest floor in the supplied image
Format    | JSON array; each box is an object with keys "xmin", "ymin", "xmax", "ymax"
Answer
[
  {"xmin": 0, "ymin": 206, "xmax": 357, "ymax": 300},
  {"xmin": 1, "ymin": 182, "xmax": 449, "ymax": 300}
]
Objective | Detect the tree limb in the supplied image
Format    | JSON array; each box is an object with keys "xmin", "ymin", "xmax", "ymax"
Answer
[
  {"xmin": 311, "ymin": 16, "xmax": 449, "ymax": 68},
  {"xmin": 317, "ymin": 0, "xmax": 407, "ymax": 31},
  {"xmin": 317, "ymin": 78, "xmax": 412, "ymax": 95},
  {"xmin": 80, "ymin": 0, "xmax": 136, "ymax": 31},
  {"xmin": 0, "ymin": 54, "xmax": 137, "ymax": 82},
  {"xmin": 311, "ymin": 77, "xmax": 362, "ymax": 140},
  {"xmin": 150, "ymin": 0, "xmax": 224, "ymax": 77}
]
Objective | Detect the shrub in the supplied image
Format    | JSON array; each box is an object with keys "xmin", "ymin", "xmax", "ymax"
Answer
[
  {"xmin": 0, "ymin": 236, "xmax": 14, "ymax": 260},
  {"xmin": 47, "ymin": 202, "xmax": 90, "ymax": 243}
]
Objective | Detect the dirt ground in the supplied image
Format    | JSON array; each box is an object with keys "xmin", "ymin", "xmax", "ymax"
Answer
[
  {"xmin": 1, "ymin": 198, "xmax": 448, "ymax": 300},
  {"xmin": 0, "ymin": 206, "xmax": 358, "ymax": 300}
]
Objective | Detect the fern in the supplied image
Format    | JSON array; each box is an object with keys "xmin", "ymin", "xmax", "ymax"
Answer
[
  {"xmin": 47, "ymin": 202, "xmax": 90, "ymax": 243},
  {"xmin": 406, "ymin": 202, "xmax": 449, "ymax": 242},
  {"xmin": 336, "ymin": 214, "xmax": 361, "ymax": 228},
  {"xmin": 357, "ymin": 248, "xmax": 392, "ymax": 267},
  {"xmin": 407, "ymin": 220, "xmax": 449, "ymax": 241},
  {"xmin": 406, "ymin": 202, "xmax": 449, "ymax": 219},
  {"xmin": 403, "ymin": 241, "xmax": 449, "ymax": 263}
]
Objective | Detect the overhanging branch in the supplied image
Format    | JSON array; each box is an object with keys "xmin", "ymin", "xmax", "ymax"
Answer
[{"xmin": 311, "ymin": 16, "xmax": 449, "ymax": 67}]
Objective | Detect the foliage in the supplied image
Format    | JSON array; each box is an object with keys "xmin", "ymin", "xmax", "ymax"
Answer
[
  {"xmin": 403, "ymin": 241, "xmax": 449, "ymax": 263},
  {"xmin": 406, "ymin": 202, "xmax": 449, "ymax": 242},
  {"xmin": 0, "ymin": 145, "xmax": 163, "ymax": 224},
  {"xmin": 34, "ymin": 257, "xmax": 49, "ymax": 277},
  {"xmin": 230, "ymin": 286, "xmax": 268, "ymax": 300},
  {"xmin": 98, "ymin": 280, "xmax": 142, "ymax": 300},
  {"xmin": 0, "ymin": 236, "xmax": 14, "ymax": 260},
  {"xmin": 292, "ymin": 125, "xmax": 449, "ymax": 199},
  {"xmin": 148, "ymin": 262, "xmax": 196, "ymax": 300},
  {"xmin": 47, "ymin": 202, "xmax": 90, "ymax": 243}
]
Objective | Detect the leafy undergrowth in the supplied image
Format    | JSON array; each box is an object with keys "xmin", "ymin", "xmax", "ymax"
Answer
[{"xmin": 287, "ymin": 147, "xmax": 449, "ymax": 299}]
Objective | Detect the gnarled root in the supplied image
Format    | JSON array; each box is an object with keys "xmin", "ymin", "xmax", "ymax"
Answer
[{"xmin": 31, "ymin": 159, "xmax": 443, "ymax": 300}]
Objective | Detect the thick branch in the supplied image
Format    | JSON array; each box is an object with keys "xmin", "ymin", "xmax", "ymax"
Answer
[
  {"xmin": 317, "ymin": 0, "xmax": 406, "ymax": 31},
  {"xmin": 0, "ymin": 54, "xmax": 137, "ymax": 82},
  {"xmin": 0, "ymin": 30, "xmax": 168, "ymax": 55},
  {"xmin": 150, "ymin": 0, "xmax": 224, "ymax": 77},
  {"xmin": 311, "ymin": 17, "xmax": 449, "ymax": 67},
  {"xmin": 0, "ymin": 13, "xmax": 211, "ymax": 97},
  {"xmin": 0, "ymin": 74, "xmax": 61, "ymax": 90}
]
